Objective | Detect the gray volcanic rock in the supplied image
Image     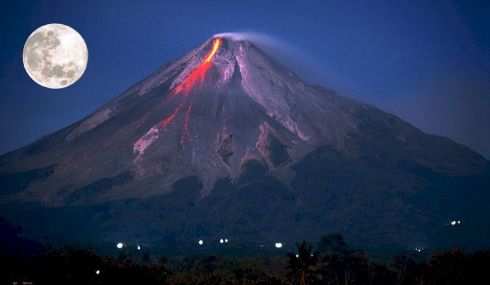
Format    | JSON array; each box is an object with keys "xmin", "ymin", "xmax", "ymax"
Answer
[
  {"xmin": 0, "ymin": 37, "xmax": 361, "ymax": 202},
  {"xmin": 0, "ymin": 36, "xmax": 489, "ymax": 253}
]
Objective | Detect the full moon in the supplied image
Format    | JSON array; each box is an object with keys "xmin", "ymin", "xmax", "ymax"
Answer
[{"xmin": 23, "ymin": 23, "xmax": 88, "ymax": 89}]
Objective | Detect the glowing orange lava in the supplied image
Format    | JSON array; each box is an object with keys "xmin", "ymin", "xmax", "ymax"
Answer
[
  {"xmin": 156, "ymin": 103, "xmax": 184, "ymax": 129},
  {"xmin": 135, "ymin": 37, "xmax": 223, "ymax": 153},
  {"xmin": 204, "ymin": 37, "xmax": 222, "ymax": 63},
  {"xmin": 174, "ymin": 37, "xmax": 222, "ymax": 95}
]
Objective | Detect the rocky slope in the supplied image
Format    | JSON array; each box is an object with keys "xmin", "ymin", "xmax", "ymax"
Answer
[{"xmin": 1, "ymin": 36, "xmax": 489, "ymax": 253}]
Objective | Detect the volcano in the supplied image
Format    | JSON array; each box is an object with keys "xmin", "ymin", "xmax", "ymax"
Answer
[{"xmin": 1, "ymin": 36, "xmax": 489, "ymax": 254}]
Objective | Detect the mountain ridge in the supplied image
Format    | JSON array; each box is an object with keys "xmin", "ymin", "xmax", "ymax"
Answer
[{"xmin": 0, "ymin": 35, "xmax": 489, "ymax": 253}]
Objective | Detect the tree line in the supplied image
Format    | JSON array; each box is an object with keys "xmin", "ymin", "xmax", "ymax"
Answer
[{"xmin": 2, "ymin": 233, "xmax": 489, "ymax": 285}]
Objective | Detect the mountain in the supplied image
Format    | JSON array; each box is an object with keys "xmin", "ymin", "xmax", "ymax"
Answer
[{"xmin": 1, "ymin": 36, "xmax": 489, "ymax": 255}]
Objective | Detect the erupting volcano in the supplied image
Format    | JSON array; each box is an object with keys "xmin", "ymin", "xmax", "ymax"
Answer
[{"xmin": 1, "ymin": 35, "xmax": 489, "ymax": 253}]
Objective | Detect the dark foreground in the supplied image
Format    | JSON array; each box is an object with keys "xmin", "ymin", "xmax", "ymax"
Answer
[{"xmin": 2, "ymin": 234, "xmax": 490, "ymax": 285}]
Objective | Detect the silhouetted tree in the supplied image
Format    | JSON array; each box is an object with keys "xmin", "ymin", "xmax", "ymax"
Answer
[
  {"xmin": 318, "ymin": 233, "xmax": 348, "ymax": 256},
  {"xmin": 3, "ymin": 240, "xmax": 490, "ymax": 285},
  {"xmin": 286, "ymin": 241, "xmax": 320, "ymax": 285},
  {"xmin": 389, "ymin": 255, "xmax": 417, "ymax": 285}
]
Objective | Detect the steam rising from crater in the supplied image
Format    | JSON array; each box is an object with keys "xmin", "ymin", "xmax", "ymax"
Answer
[{"xmin": 214, "ymin": 32, "xmax": 337, "ymax": 87}]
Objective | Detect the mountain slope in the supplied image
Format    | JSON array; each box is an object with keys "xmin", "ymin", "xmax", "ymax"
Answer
[{"xmin": 0, "ymin": 36, "xmax": 489, "ymax": 253}]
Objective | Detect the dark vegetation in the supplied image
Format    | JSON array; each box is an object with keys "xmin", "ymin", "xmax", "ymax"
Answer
[
  {"xmin": 66, "ymin": 171, "xmax": 134, "ymax": 205},
  {"xmin": 1, "ymin": 144, "xmax": 490, "ymax": 255},
  {"xmin": 2, "ymin": 232, "xmax": 489, "ymax": 285},
  {"xmin": 0, "ymin": 165, "xmax": 55, "ymax": 196}
]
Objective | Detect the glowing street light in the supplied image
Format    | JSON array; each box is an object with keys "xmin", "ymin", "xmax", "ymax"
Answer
[
  {"xmin": 219, "ymin": 239, "xmax": 224, "ymax": 244},
  {"xmin": 275, "ymin": 242, "xmax": 283, "ymax": 248},
  {"xmin": 95, "ymin": 269, "xmax": 100, "ymax": 275},
  {"xmin": 116, "ymin": 242, "xmax": 124, "ymax": 249},
  {"xmin": 198, "ymin": 239, "xmax": 204, "ymax": 245}
]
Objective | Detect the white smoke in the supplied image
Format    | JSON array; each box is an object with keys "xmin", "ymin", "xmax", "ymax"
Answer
[
  {"xmin": 214, "ymin": 32, "xmax": 288, "ymax": 47},
  {"xmin": 213, "ymin": 31, "xmax": 344, "ymax": 89},
  {"xmin": 214, "ymin": 31, "xmax": 303, "ymax": 62}
]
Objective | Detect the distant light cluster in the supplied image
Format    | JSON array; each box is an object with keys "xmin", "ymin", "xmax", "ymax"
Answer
[
  {"xmin": 448, "ymin": 219, "xmax": 462, "ymax": 226},
  {"xmin": 110, "ymin": 239, "xmax": 314, "ymax": 253},
  {"xmin": 197, "ymin": 237, "xmax": 230, "ymax": 246}
]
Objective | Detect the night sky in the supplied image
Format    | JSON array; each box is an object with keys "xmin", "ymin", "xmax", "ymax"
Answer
[{"xmin": 1, "ymin": 0, "xmax": 489, "ymax": 157}]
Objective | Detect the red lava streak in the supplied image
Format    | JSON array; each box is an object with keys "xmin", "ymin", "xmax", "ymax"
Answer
[
  {"xmin": 157, "ymin": 103, "xmax": 184, "ymax": 129},
  {"xmin": 174, "ymin": 37, "xmax": 222, "ymax": 95},
  {"xmin": 134, "ymin": 38, "xmax": 222, "ymax": 154}
]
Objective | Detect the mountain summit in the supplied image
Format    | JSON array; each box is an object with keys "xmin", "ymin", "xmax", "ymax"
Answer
[{"xmin": 1, "ymin": 36, "xmax": 489, "ymax": 253}]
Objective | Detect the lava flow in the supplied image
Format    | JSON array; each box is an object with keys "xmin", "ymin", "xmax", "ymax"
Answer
[
  {"xmin": 173, "ymin": 37, "xmax": 222, "ymax": 95},
  {"xmin": 173, "ymin": 37, "xmax": 222, "ymax": 145},
  {"xmin": 134, "ymin": 37, "xmax": 223, "ymax": 155}
]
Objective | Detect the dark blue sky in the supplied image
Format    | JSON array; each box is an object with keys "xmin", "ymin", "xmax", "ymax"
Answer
[{"xmin": 1, "ymin": 0, "xmax": 489, "ymax": 157}]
